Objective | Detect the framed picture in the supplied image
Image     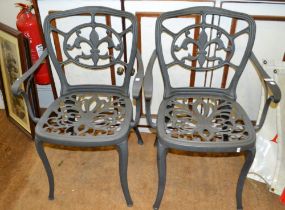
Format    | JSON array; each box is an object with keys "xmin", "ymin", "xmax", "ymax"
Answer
[{"xmin": 0, "ymin": 22, "xmax": 38, "ymax": 138}]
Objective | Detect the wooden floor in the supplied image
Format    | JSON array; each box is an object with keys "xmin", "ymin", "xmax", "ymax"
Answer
[{"xmin": 0, "ymin": 110, "xmax": 283, "ymax": 210}]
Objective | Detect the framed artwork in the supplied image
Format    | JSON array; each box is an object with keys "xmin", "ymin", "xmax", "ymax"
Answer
[{"xmin": 0, "ymin": 22, "xmax": 38, "ymax": 137}]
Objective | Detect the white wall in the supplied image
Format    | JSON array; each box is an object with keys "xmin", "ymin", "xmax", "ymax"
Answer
[
  {"xmin": 0, "ymin": 0, "xmax": 19, "ymax": 28},
  {"xmin": 0, "ymin": 0, "xmax": 54, "ymax": 108}
]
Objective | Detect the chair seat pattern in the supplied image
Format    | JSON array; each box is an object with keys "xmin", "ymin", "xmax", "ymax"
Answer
[
  {"xmin": 159, "ymin": 96, "xmax": 255, "ymax": 144},
  {"xmin": 36, "ymin": 92, "xmax": 132, "ymax": 140}
]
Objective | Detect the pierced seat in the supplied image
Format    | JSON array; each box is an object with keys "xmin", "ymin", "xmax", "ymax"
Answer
[
  {"xmin": 36, "ymin": 92, "xmax": 132, "ymax": 145},
  {"xmin": 157, "ymin": 95, "xmax": 255, "ymax": 152}
]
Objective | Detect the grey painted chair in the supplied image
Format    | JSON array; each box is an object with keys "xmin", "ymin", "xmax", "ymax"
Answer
[
  {"xmin": 12, "ymin": 6, "xmax": 144, "ymax": 206},
  {"xmin": 144, "ymin": 6, "xmax": 281, "ymax": 210}
]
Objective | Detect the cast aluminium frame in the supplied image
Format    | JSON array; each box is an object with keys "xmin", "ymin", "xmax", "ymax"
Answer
[
  {"xmin": 12, "ymin": 6, "xmax": 144, "ymax": 207},
  {"xmin": 144, "ymin": 6, "xmax": 281, "ymax": 210}
]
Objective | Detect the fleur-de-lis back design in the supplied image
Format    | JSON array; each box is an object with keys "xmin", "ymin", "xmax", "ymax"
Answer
[
  {"xmin": 171, "ymin": 16, "xmax": 234, "ymax": 70},
  {"xmin": 65, "ymin": 25, "xmax": 122, "ymax": 67},
  {"xmin": 45, "ymin": 12, "xmax": 130, "ymax": 70}
]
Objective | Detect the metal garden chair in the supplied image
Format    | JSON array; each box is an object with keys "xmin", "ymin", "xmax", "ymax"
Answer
[
  {"xmin": 12, "ymin": 6, "xmax": 144, "ymax": 207},
  {"xmin": 144, "ymin": 6, "xmax": 281, "ymax": 210}
]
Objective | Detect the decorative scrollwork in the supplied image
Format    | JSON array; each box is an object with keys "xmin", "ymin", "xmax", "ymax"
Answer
[
  {"xmin": 169, "ymin": 18, "xmax": 235, "ymax": 70},
  {"xmin": 48, "ymin": 13, "xmax": 129, "ymax": 69},
  {"xmin": 42, "ymin": 93, "xmax": 126, "ymax": 137},
  {"xmin": 164, "ymin": 97, "xmax": 250, "ymax": 142},
  {"xmin": 66, "ymin": 27, "xmax": 121, "ymax": 65}
]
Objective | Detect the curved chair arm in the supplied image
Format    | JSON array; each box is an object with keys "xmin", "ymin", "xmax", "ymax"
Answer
[
  {"xmin": 131, "ymin": 50, "xmax": 144, "ymax": 127},
  {"xmin": 132, "ymin": 50, "xmax": 144, "ymax": 99},
  {"xmin": 11, "ymin": 48, "xmax": 49, "ymax": 123},
  {"xmin": 250, "ymin": 52, "xmax": 281, "ymax": 131},
  {"xmin": 143, "ymin": 50, "xmax": 157, "ymax": 128}
]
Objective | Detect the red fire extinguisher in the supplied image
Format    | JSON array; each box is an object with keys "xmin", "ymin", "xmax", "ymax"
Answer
[{"xmin": 16, "ymin": 3, "xmax": 51, "ymax": 85}]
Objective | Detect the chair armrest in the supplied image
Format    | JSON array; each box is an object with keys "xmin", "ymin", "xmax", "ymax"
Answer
[
  {"xmin": 131, "ymin": 50, "xmax": 144, "ymax": 127},
  {"xmin": 254, "ymin": 96, "xmax": 273, "ymax": 131},
  {"xmin": 144, "ymin": 50, "xmax": 157, "ymax": 128},
  {"xmin": 131, "ymin": 91, "xmax": 142, "ymax": 128},
  {"xmin": 132, "ymin": 49, "xmax": 144, "ymax": 99},
  {"xmin": 11, "ymin": 48, "xmax": 49, "ymax": 123},
  {"xmin": 12, "ymin": 49, "xmax": 48, "ymax": 96},
  {"xmin": 250, "ymin": 52, "xmax": 281, "ymax": 131},
  {"xmin": 144, "ymin": 50, "xmax": 156, "ymax": 100},
  {"xmin": 250, "ymin": 52, "xmax": 281, "ymax": 103}
]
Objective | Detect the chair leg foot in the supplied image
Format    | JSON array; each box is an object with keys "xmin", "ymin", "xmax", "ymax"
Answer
[
  {"xmin": 236, "ymin": 147, "xmax": 256, "ymax": 210},
  {"xmin": 133, "ymin": 126, "xmax": 143, "ymax": 145},
  {"xmin": 153, "ymin": 142, "xmax": 168, "ymax": 210},
  {"xmin": 35, "ymin": 141, "xmax": 55, "ymax": 200},
  {"xmin": 117, "ymin": 140, "xmax": 133, "ymax": 207}
]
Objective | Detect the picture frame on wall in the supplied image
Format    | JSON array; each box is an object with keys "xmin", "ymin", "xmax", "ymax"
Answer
[{"xmin": 0, "ymin": 22, "xmax": 39, "ymax": 138}]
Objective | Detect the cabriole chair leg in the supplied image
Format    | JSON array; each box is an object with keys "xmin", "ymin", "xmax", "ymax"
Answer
[
  {"xmin": 35, "ymin": 140, "xmax": 54, "ymax": 200},
  {"xmin": 133, "ymin": 126, "xmax": 143, "ymax": 145},
  {"xmin": 236, "ymin": 147, "xmax": 256, "ymax": 210},
  {"xmin": 117, "ymin": 140, "xmax": 133, "ymax": 207},
  {"xmin": 153, "ymin": 141, "xmax": 168, "ymax": 210}
]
